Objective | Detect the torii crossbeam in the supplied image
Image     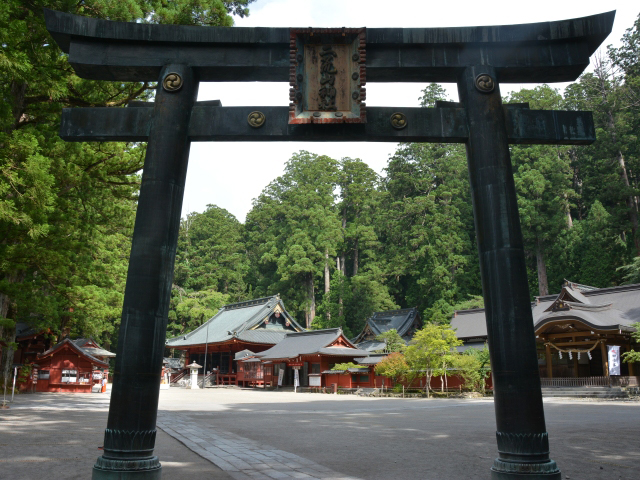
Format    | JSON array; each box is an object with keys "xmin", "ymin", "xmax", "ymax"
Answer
[{"xmin": 44, "ymin": 9, "xmax": 614, "ymax": 480}]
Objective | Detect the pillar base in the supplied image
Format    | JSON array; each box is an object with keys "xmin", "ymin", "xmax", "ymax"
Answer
[
  {"xmin": 491, "ymin": 458, "xmax": 561, "ymax": 479},
  {"xmin": 92, "ymin": 455, "xmax": 161, "ymax": 480}
]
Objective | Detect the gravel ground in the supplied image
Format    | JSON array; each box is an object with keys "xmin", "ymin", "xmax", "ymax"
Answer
[{"xmin": 1, "ymin": 387, "xmax": 638, "ymax": 480}]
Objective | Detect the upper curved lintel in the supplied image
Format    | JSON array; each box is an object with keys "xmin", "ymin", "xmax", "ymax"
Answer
[
  {"xmin": 44, "ymin": 8, "xmax": 615, "ymax": 52},
  {"xmin": 42, "ymin": 9, "xmax": 616, "ymax": 83}
]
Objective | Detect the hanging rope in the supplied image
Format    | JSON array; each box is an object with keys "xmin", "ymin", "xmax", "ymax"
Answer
[{"xmin": 544, "ymin": 339, "xmax": 603, "ymax": 361}]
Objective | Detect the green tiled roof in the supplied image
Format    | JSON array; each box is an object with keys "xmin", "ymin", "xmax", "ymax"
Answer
[{"xmin": 166, "ymin": 296, "xmax": 304, "ymax": 347}]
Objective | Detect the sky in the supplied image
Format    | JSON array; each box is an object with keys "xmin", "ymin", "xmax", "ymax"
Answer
[{"xmin": 182, "ymin": 0, "xmax": 639, "ymax": 222}]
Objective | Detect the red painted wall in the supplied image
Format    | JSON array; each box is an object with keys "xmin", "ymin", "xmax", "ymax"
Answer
[{"xmin": 31, "ymin": 345, "xmax": 105, "ymax": 393}]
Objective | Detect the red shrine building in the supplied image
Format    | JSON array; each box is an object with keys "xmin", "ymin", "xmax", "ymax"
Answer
[
  {"xmin": 13, "ymin": 332, "xmax": 115, "ymax": 393},
  {"xmin": 453, "ymin": 282, "xmax": 640, "ymax": 386},
  {"xmin": 165, "ymin": 295, "xmax": 305, "ymax": 385},
  {"xmin": 247, "ymin": 328, "xmax": 371, "ymax": 388}
]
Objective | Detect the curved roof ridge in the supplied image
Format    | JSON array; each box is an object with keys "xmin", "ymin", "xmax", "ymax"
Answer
[
  {"xmin": 224, "ymin": 295, "xmax": 277, "ymax": 310},
  {"xmin": 582, "ymin": 283, "xmax": 640, "ymax": 297},
  {"xmin": 372, "ymin": 307, "xmax": 417, "ymax": 316},
  {"xmin": 38, "ymin": 338, "xmax": 109, "ymax": 367},
  {"xmin": 564, "ymin": 301, "xmax": 612, "ymax": 311},
  {"xmin": 285, "ymin": 328, "xmax": 341, "ymax": 337}
]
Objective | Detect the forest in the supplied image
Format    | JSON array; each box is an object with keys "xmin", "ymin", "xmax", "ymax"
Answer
[{"xmin": 1, "ymin": 1, "xmax": 640, "ymax": 382}]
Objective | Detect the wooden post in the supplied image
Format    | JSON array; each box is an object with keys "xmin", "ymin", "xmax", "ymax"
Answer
[
  {"xmin": 572, "ymin": 353, "xmax": 579, "ymax": 378},
  {"xmin": 627, "ymin": 345, "xmax": 635, "ymax": 376},
  {"xmin": 600, "ymin": 341, "xmax": 609, "ymax": 377},
  {"xmin": 545, "ymin": 344, "xmax": 553, "ymax": 378}
]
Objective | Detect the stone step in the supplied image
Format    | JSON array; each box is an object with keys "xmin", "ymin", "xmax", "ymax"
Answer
[
  {"xmin": 541, "ymin": 387, "xmax": 628, "ymax": 398},
  {"xmin": 542, "ymin": 387, "xmax": 620, "ymax": 392}
]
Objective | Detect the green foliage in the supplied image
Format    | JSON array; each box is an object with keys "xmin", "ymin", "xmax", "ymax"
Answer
[
  {"xmin": 174, "ymin": 205, "xmax": 248, "ymax": 297},
  {"xmin": 621, "ymin": 322, "xmax": 640, "ymax": 364},
  {"xmin": 17, "ymin": 364, "xmax": 32, "ymax": 384},
  {"xmin": 405, "ymin": 324, "xmax": 462, "ymax": 396},
  {"xmin": 454, "ymin": 346, "xmax": 490, "ymax": 393},
  {"xmin": 375, "ymin": 329, "xmax": 406, "ymax": 353},
  {"xmin": 381, "ymin": 139, "xmax": 479, "ymax": 321},
  {"xmin": 167, "ymin": 287, "xmax": 229, "ymax": 338},
  {"xmin": 374, "ymin": 352, "xmax": 410, "ymax": 385},
  {"xmin": 618, "ymin": 257, "xmax": 640, "ymax": 284},
  {"xmin": 332, "ymin": 362, "xmax": 360, "ymax": 372},
  {"xmin": 0, "ymin": 0, "xmax": 255, "ymax": 376}
]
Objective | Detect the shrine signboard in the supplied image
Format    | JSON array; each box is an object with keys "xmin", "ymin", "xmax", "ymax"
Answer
[
  {"xmin": 289, "ymin": 28, "xmax": 367, "ymax": 124},
  {"xmin": 44, "ymin": 8, "xmax": 615, "ymax": 480}
]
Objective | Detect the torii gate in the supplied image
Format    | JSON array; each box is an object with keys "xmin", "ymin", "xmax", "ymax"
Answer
[{"xmin": 44, "ymin": 9, "xmax": 614, "ymax": 479}]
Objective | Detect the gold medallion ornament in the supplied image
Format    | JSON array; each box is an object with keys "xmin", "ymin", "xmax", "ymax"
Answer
[
  {"xmin": 390, "ymin": 112, "xmax": 407, "ymax": 129},
  {"xmin": 247, "ymin": 111, "xmax": 266, "ymax": 128},
  {"xmin": 162, "ymin": 73, "xmax": 183, "ymax": 92}
]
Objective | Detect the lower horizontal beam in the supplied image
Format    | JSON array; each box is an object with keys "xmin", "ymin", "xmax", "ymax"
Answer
[{"xmin": 59, "ymin": 105, "xmax": 595, "ymax": 145}]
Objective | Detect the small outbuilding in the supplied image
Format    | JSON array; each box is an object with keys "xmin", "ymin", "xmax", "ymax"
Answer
[{"xmin": 31, "ymin": 338, "xmax": 112, "ymax": 393}]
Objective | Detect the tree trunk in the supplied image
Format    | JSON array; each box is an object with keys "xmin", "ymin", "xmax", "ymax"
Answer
[
  {"xmin": 10, "ymin": 81, "xmax": 27, "ymax": 128},
  {"xmin": 307, "ymin": 274, "xmax": 315, "ymax": 328},
  {"xmin": 615, "ymin": 149, "xmax": 640, "ymax": 255},
  {"xmin": 341, "ymin": 212, "xmax": 347, "ymax": 275},
  {"xmin": 58, "ymin": 313, "xmax": 72, "ymax": 342},
  {"xmin": 595, "ymin": 57, "xmax": 640, "ymax": 255},
  {"xmin": 425, "ymin": 371, "xmax": 431, "ymax": 398},
  {"xmin": 353, "ymin": 237, "xmax": 359, "ymax": 276},
  {"xmin": 444, "ymin": 366, "xmax": 448, "ymax": 391},
  {"xmin": 564, "ymin": 193, "xmax": 573, "ymax": 228},
  {"xmin": 536, "ymin": 237, "xmax": 549, "ymax": 296},
  {"xmin": 324, "ymin": 250, "xmax": 330, "ymax": 294},
  {"xmin": 324, "ymin": 251, "xmax": 331, "ymax": 321}
]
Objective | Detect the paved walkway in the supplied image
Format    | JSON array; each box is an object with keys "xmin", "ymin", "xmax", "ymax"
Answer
[{"xmin": 157, "ymin": 413, "xmax": 360, "ymax": 480}]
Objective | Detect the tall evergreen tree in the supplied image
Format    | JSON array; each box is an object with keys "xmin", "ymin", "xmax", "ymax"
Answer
[
  {"xmin": 507, "ymin": 85, "xmax": 577, "ymax": 295},
  {"xmin": 245, "ymin": 152, "xmax": 342, "ymax": 327},
  {"xmin": 0, "ymin": 0, "xmax": 254, "ymax": 383}
]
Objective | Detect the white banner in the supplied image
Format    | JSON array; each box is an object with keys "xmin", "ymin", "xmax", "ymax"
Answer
[
  {"xmin": 607, "ymin": 345, "xmax": 621, "ymax": 376},
  {"xmin": 277, "ymin": 368, "xmax": 284, "ymax": 387},
  {"xmin": 294, "ymin": 369, "xmax": 300, "ymax": 388}
]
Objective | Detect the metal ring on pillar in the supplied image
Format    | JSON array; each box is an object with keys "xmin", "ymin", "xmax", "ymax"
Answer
[
  {"xmin": 162, "ymin": 73, "xmax": 183, "ymax": 92},
  {"xmin": 475, "ymin": 73, "xmax": 495, "ymax": 93},
  {"xmin": 390, "ymin": 112, "xmax": 407, "ymax": 129},
  {"xmin": 248, "ymin": 111, "xmax": 266, "ymax": 128}
]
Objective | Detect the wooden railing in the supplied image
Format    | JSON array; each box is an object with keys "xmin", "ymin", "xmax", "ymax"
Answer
[
  {"xmin": 216, "ymin": 373, "xmax": 237, "ymax": 385},
  {"xmin": 540, "ymin": 376, "xmax": 639, "ymax": 388}
]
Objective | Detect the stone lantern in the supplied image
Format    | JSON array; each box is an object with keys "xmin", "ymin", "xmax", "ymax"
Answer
[{"xmin": 187, "ymin": 362, "xmax": 202, "ymax": 389}]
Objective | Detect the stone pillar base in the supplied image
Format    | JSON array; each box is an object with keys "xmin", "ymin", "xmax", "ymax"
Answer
[
  {"xmin": 92, "ymin": 455, "xmax": 161, "ymax": 479},
  {"xmin": 491, "ymin": 458, "xmax": 561, "ymax": 479}
]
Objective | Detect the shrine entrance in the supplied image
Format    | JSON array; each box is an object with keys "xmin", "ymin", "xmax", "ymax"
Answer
[{"xmin": 44, "ymin": 8, "xmax": 615, "ymax": 479}]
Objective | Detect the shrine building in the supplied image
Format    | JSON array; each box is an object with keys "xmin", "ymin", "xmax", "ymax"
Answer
[
  {"xmin": 353, "ymin": 307, "xmax": 421, "ymax": 352},
  {"xmin": 30, "ymin": 338, "xmax": 113, "ymax": 393},
  {"xmin": 165, "ymin": 295, "xmax": 305, "ymax": 385},
  {"xmin": 248, "ymin": 328, "xmax": 371, "ymax": 388},
  {"xmin": 452, "ymin": 282, "xmax": 640, "ymax": 385}
]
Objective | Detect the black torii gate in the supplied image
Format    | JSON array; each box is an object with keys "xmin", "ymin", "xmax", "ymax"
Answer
[{"xmin": 44, "ymin": 9, "xmax": 614, "ymax": 480}]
